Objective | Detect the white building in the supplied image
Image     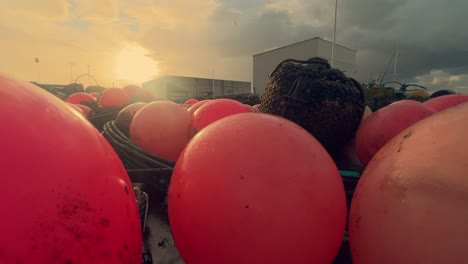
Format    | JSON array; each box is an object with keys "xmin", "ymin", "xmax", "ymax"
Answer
[
  {"xmin": 142, "ymin": 75, "xmax": 251, "ymax": 101},
  {"xmin": 253, "ymin": 37, "xmax": 357, "ymax": 95}
]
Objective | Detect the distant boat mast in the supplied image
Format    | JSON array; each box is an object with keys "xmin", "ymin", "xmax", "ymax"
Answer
[
  {"xmin": 380, "ymin": 48, "xmax": 399, "ymax": 85},
  {"xmin": 393, "ymin": 47, "xmax": 399, "ymax": 85}
]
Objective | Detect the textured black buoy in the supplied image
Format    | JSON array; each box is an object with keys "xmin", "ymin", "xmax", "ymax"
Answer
[
  {"xmin": 429, "ymin": 89, "xmax": 456, "ymax": 98},
  {"xmin": 259, "ymin": 57, "xmax": 365, "ymax": 156}
]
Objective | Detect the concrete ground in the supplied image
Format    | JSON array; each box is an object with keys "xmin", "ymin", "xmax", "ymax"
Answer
[
  {"xmin": 141, "ymin": 184, "xmax": 185, "ymax": 264},
  {"xmin": 140, "ymin": 184, "xmax": 352, "ymax": 264}
]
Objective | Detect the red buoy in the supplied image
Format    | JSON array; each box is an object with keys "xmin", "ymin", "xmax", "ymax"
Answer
[
  {"xmin": 115, "ymin": 102, "xmax": 147, "ymax": 134},
  {"xmin": 73, "ymin": 104, "xmax": 92, "ymax": 117},
  {"xmin": 130, "ymin": 101, "xmax": 193, "ymax": 161},
  {"xmin": 66, "ymin": 92, "xmax": 97, "ymax": 105},
  {"xmin": 192, "ymin": 99, "xmax": 251, "ymax": 132},
  {"xmin": 423, "ymin": 94, "xmax": 468, "ymax": 112},
  {"xmin": 350, "ymin": 103, "xmax": 468, "ymax": 263},
  {"xmin": 184, "ymin": 98, "xmax": 199, "ymax": 105},
  {"xmin": 169, "ymin": 113, "xmax": 347, "ymax": 264},
  {"xmin": 0, "ymin": 73, "xmax": 142, "ymax": 263},
  {"xmin": 98, "ymin": 88, "xmax": 131, "ymax": 108},
  {"xmin": 187, "ymin": 100, "xmax": 211, "ymax": 115},
  {"xmin": 355, "ymin": 100, "xmax": 434, "ymax": 166}
]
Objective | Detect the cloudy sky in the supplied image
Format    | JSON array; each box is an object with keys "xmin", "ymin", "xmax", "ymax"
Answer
[{"xmin": 1, "ymin": 0, "xmax": 467, "ymax": 91}]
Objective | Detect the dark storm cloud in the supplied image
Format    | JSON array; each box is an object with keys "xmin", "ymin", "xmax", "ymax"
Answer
[
  {"xmin": 208, "ymin": 1, "xmax": 331, "ymax": 57},
  {"xmin": 339, "ymin": 0, "xmax": 468, "ymax": 83},
  {"xmin": 207, "ymin": 0, "xmax": 468, "ymax": 87},
  {"xmin": 211, "ymin": 11, "xmax": 322, "ymax": 56}
]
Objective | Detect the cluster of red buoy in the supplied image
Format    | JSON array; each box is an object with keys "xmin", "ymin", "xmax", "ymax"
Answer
[
  {"xmin": 349, "ymin": 94, "xmax": 468, "ymax": 264},
  {"xmin": 112, "ymin": 95, "xmax": 348, "ymax": 263},
  {"xmin": 117, "ymin": 98, "xmax": 254, "ymax": 162},
  {"xmin": 2, "ymin": 71, "xmax": 468, "ymax": 263},
  {"xmin": 64, "ymin": 84, "xmax": 157, "ymax": 119}
]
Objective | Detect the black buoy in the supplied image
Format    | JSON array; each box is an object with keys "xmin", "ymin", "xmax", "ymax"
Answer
[
  {"xmin": 430, "ymin": 89, "xmax": 456, "ymax": 98},
  {"xmin": 259, "ymin": 57, "xmax": 365, "ymax": 156}
]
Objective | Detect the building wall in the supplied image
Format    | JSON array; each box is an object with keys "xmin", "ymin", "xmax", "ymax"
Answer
[
  {"xmin": 143, "ymin": 75, "xmax": 251, "ymax": 101},
  {"xmin": 252, "ymin": 37, "xmax": 357, "ymax": 95},
  {"xmin": 165, "ymin": 76, "xmax": 198, "ymax": 100},
  {"xmin": 316, "ymin": 38, "xmax": 357, "ymax": 78},
  {"xmin": 141, "ymin": 78, "xmax": 167, "ymax": 99},
  {"xmin": 253, "ymin": 40, "xmax": 318, "ymax": 94},
  {"xmin": 214, "ymin": 79, "xmax": 251, "ymax": 97}
]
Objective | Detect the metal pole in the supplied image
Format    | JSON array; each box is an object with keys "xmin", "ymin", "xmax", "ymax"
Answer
[
  {"xmin": 331, "ymin": 0, "xmax": 338, "ymax": 68},
  {"xmin": 212, "ymin": 69, "xmax": 215, "ymax": 99},
  {"xmin": 37, "ymin": 62, "xmax": 40, "ymax": 83},
  {"xmin": 34, "ymin": 58, "xmax": 40, "ymax": 82}
]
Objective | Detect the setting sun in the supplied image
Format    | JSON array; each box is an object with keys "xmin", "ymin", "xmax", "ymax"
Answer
[{"xmin": 115, "ymin": 44, "xmax": 159, "ymax": 84}]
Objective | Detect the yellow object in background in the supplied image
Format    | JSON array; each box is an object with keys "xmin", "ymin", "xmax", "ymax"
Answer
[{"xmin": 406, "ymin": 90, "xmax": 430, "ymax": 99}]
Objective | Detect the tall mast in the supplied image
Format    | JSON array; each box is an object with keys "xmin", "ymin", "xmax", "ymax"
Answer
[{"xmin": 393, "ymin": 47, "xmax": 399, "ymax": 85}]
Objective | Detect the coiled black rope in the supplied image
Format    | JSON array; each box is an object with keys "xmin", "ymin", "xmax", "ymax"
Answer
[
  {"xmin": 102, "ymin": 121, "xmax": 175, "ymax": 188},
  {"xmin": 84, "ymin": 98, "xmax": 155, "ymax": 132},
  {"xmin": 79, "ymin": 102, "xmax": 123, "ymax": 131}
]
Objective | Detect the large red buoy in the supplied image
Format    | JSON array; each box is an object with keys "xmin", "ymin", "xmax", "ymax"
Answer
[
  {"xmin": 187, "ymin": 100, "xmax": 211, "ymax": 115},
  {"xmin": 423, "ymin": 94, "xmax": 468, "ymax": 111},
  {"xmin": 192, "ymin": 99, "xmax": 251, "ymax": 132},
  {"xmin": 115, "ymin": 102, "xmax": 147, "ymax": 135},
  {"xmin": 355, "ymin": 100, "xmax": 434, "ymax": 166},
  {"xmin": 130, "ymin": 101, "xmax": 193, "ymax": 161},
  {"xmin": 169, "ymin": 113, "xmax": 347, "ymax": 264},
  {"xmin": 73, "ymin": 104, "xmax": 92, "ymax": 117},
  {"xmin": 98, "ymin": 88, "xmax": 131, "ymax": 108},
  {"xmin": 122, "ymin": 85, "xmax": 153, "ymax": 102},
  {"xmin": 349, "ymin": 103, "xmax": 468, "ymax": 264},
  {"xmin": 67, "ymin": 103, "xmax": 85, "ymax": 116},
  {"xmin": 184, "ymin": 98, "xmax": 198, "ymax": 105},
  {"xmin": 66, "ymin": 92, "xmax": 97, "ymax": 104},
  {"xmin": 122, "ymin": 85, "xmax": 140, "ymax": 96},
  {"xmin": 0, "ymin": 74, "xmax": 142, "ymax": 263}
]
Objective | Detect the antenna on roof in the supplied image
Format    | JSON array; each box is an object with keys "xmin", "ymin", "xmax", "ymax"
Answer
[{"xmin": 331, "ymin": 0, "xmax": 338, "ymax": 68}]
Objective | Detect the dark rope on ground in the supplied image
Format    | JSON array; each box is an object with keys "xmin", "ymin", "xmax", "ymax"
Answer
[{"xmin": 102, "ymin": 121, "xmax": 175, "ymax": 187}]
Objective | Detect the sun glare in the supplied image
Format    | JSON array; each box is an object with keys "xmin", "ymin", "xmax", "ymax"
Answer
[{"xmin": 115, "ymin": 44, "xmax": 159, "ymax": 84}]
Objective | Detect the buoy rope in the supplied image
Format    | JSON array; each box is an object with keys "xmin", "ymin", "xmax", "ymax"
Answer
[{"xmin": 102, "ymin": 121, "xmax": 174, "ymax": 186}]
